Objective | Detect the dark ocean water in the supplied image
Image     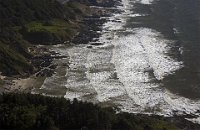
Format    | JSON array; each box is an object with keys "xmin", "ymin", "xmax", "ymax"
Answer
[
  {"xmin": 33, "ymin": 0, "xmax": 200, "ymax": 121},
  {"xmin": 126, "ymin": 0, "xmax": 200, "ymax": 99}
]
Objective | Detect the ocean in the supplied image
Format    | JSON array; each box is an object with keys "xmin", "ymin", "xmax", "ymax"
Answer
[{"xmin": 32, "ymin": 0, "xmax": 200, "ymax": 123}]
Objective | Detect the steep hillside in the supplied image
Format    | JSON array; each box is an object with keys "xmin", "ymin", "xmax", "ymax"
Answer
[{"xmin": 0, "ymin": 0, "xmax": 89, "ymax": 76}]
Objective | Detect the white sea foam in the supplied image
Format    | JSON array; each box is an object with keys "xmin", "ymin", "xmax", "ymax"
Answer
[
  {"xmin": 111, "ymin": 28, "xmax": 190, "ymax": 115},
  {"xmin": 61, "ymin": 0, "xmax": 200, "ymax": 124},
  {"xmin": 134, "ymin": 0, "xmax": 153, "ymax": 4},
  {"xmin": 186, "ymin": 117, "xmax": 200, "ymax": 124}
]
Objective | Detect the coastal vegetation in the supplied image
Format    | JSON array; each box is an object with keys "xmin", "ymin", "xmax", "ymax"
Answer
[
  {"xmin": 1, "ymin": 0, "xmax": 200, "ymax": 130},
  {"xmin": 0, "ymin": 0, "xmax": 88, "ymax": 76},
  {"xmin": 0, "ymin": 93, "xmax": 182, "ymax": 130}
]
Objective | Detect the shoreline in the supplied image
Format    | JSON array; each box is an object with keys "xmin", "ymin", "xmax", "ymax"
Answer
[
  {"xmin": 2, "ymin": 77, "xmax": 45, "ymax": 93},
  {"xmin": 1, "ymin": 0, "xmax": 200, "ymax": 129},
  {"xmin": 0, "ymin": 0, "xmax": 120, "ymax": 94}
]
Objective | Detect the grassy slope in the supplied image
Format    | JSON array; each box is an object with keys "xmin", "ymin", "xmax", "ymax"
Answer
[
  {"xmin": 0, "ymin": 0, "xmax": 89, "ymax": 76},
  {"xmin": 0, "ymin": 43, "xmax": 31, "ymax": 75}
]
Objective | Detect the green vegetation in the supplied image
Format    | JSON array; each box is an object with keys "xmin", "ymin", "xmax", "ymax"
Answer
[
  {"xmin": 25, "ymin": 20, "xmax": 71, "ymax": 33},
  {"xmin": 0, "ymin": 29, "xmax": 33, "ymax": 76},
  {"xmin": 0, "ymin": 0, "xmax": 88, "ymax": 75},
  {"xmin": 0, "ymin": 0, "xmax": 65, "ymax": 27},
  {"xmin": 0, "ymin": 43, "xmax": 32, "ymax": 76},
  {"xmin": 0, "ymin": 93, "xmax": 179, "ymax": 130},
  {"xmin": 22, "ymin": 19, "xmax": 78, "ymax": 44}
]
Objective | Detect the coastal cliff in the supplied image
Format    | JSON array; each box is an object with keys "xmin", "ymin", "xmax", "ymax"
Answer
[
  {"xmin": 0, "ymin": 0, "xmax": 114, "ymax": 76},
  {"xmin": 0, "ymin": 0, "xmax": 200, "ymax": 130}
]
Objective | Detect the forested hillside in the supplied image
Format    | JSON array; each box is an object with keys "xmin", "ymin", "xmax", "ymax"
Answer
[
  {"xmin": 1, "ymin": 1, "xmax": 200, "ymax": 130},
  {"xmin": 0, "ymin": 93, "xmax": 188, "ymax": 130},
  {"xmin": 0, "ymin": 0, "xmax": 87, "ymax": 76},
  {"xmin": 0, "ymin": 0, "xmax": 65, "ymax": 27}
]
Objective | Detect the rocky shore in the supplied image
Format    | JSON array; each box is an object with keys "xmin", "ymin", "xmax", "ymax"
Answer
[
  {"xmin": 1, "ymin": 0, "xmax": 200, "ymax": 129},
  {"xmin": 0, "ymin": 0, "xmax": 120, "ymax": 93}
]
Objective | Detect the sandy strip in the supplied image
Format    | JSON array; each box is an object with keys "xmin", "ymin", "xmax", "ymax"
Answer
[{"xmin": 1, "ymin": 76, "xmax": 45, "ymax": 93}]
